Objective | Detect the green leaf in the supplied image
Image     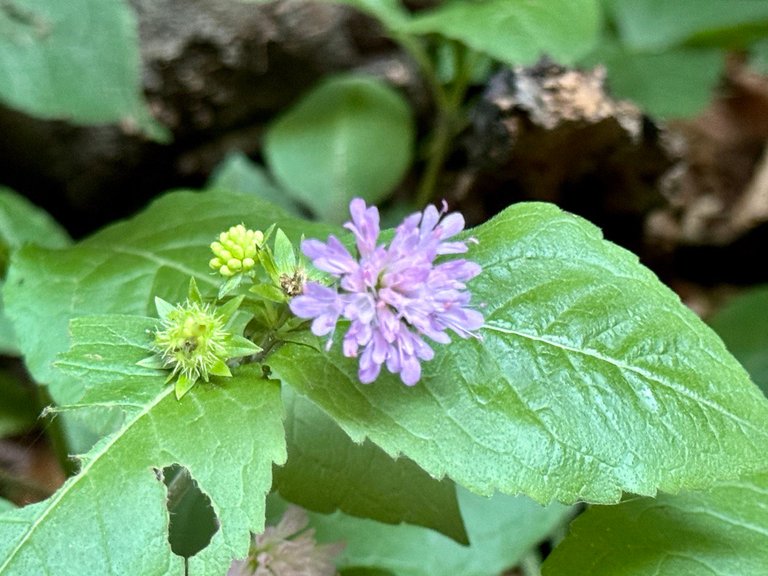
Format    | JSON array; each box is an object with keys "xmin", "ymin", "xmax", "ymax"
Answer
[
  {"xmin": 3, "ymin": 190, "xmax": 331, "ymax": 406},
  {"xmin": 709, "ymin": 285, "xmax": 768, "ymax": 397},
  {"xmin": 265, "ymin": 74, "xmax": 414, "ymax": 222},
  {"xmin": 0, "ymin": 188, "xmax": 70, "ymax": 251},
  {"xmin": 174, "ymin": 373, "xmax": 196, "ymax": 399},
  {"xmin": 403, "ymin": 0, "xmax": 601, "ymax": 66},
  {"xmin": 268, "ymin": 202, "xmax": 768, "ymax": 504},
  {"xmin": 0, "ymin": 499, "xmax": 13, "ymax": 513},
  {"xmin": 0, "ymin": 315, "xmax": 286, "ymax": 575},
  {"xmin": 0, "ymin": 187, "xmax": 70, "ymax": 355},
  {"xmin": 273, "ymin": 229, "xmax": 296, "ymax": 274},
  {"xmin": 584, "ymin": 37, "xmax": 723, "ymax": 118},
  {"xmin": 238, "ymin": 0, "xmax": 409, "ymax": 30},
  {"xmin": 276, "ymin": 387, "xmax": 468, "ymax": 543},
  {"xmin": 0, "ymin": 0, "xmax": 163, "ymax": 138},
  {"xmin": 331, "ymin": 0, "xmax": 408, "ymax": 29},
  {"xmin": 303, "ymin": 488, "xmax": 570, "ymax": 576},
  {"xmin": 0, "ymin": 370, "xmax": 38, "ymax": 438},
  {"xmin": 608, "ymin": 0, "xmax": 768, "ymax": 51},
  {"xmin": 207, "ymin": 151, "xmax": 302, "ymax": 216},
  {"xmin": 543, "ymin": 472, "xmax": 768, "ymax": 576}
]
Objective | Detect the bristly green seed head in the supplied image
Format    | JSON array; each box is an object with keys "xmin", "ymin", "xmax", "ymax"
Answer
[
  {"xmin": 154, "ymin": 301, "xmax": 230, "ymax": 386},
  {"xmin": 210, "ymin": 224, "xmax": 264, "ymax": 277},
  {"xmin": 144, "ymin": 279, "xmax": 261, "ymax": 399}
]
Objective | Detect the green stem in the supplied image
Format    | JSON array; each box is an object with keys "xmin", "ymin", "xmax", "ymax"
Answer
[
  {"xmin": 253, "ymin": 304, "xmax": 293, "ymax": 363},
  {"xmin": 389, "ymin": 31, "xmax": 448, "ymax": 110},
  {"xmin": 36, "ymin": 386, "xmax": 78, "ymax": 478},
  {"xmin": 414, "ymin": 41, "xmax": 475, "ymax": 207}
]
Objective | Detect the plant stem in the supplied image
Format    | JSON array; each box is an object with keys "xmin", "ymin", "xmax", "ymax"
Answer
[
  {"xmin": 36, "ymin": 386, "xmax": 78, "ymax": 478},
  {"xmin": 253, "ymin": 304, "xmax": 293, "ymax": 363},
  {"xmin": 414, "ymin": 41, "xmax": 475, "ymax": 207},
  {"xmin": 390, "ymin": 31, "xmax": 447, "ymax": 110}
]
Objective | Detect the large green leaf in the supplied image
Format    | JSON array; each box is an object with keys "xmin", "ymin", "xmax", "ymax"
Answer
[
  {"xmin": 403, "ymin": 0, "xmax": 601, "ymax": 66},
  {"xmin": 609, "ymin": 0, "xmax": 768, "ymax": 51},
  {"xmin": 709, "ymin": 285, "xmax": 768, "ymax": 397},
  {"xmin": 543, "ymin": 471, "xmax": 768, "ymax": 576},
  {"xmin": 0, "ymin": 0, "xmax": 161, "ymax": 137},
  {"xmin": 290, "ymin": 488, "xmax": 570, "ymax": 576},
  {"xmin": 277, "ymin": 387, "xmax": 467, "ymax": 543},
  {"xmin": 0, "ymin": 187, "xmax": 69, "ymax": 355},
  {"xmin": 0, "ymin": 315, "xmax": 285, "ymax": 575},
  {"xmin": 264, "ymin": 75, "xmax": 414, "ymax": 223},
  {"xmin": 268, "ymin": 202, "xmax": 768, "ymax": 504}
]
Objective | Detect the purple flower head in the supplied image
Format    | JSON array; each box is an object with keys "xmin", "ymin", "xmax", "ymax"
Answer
[{"xmin": 290, "ymin": 198, "xmax": 483, "ymax": 385}]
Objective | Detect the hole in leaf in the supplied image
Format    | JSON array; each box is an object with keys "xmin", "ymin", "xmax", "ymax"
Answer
[{"xmin": 159, "ymin": 464, "xmax": 219, "ymax": 559}]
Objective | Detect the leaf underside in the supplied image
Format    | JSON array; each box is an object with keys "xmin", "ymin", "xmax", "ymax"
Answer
[{"xmin": 543, "ymin": 472, "xmax": 768, "ymax": 576}]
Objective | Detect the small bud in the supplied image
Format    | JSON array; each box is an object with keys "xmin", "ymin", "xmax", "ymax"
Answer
[{"xmin": 210, "ymin": 224, "xmax": 263, "ymax": 277}]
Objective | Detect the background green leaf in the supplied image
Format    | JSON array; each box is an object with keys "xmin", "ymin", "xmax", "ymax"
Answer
[
  {"xmin": 0, "ymin": 315, "xmax": 286, "ymax": 575},
  {"xmin": 274, "ymin": 488, "xmax": 570, "ymax": 576},
  {"xmin": 207, "ymin": 151, "xmax": 302, "ymax": 216},
  {"xmin": 276, "ymin": 387, "xmax": 467, "ymax": 543},
  {"xmin": 608, "ymin": 0, "xmax": 768, "ymax": 51},
  {"xmin": 542, "ymin": 471, "xmax": 768, "ymax": 576},
  {"xmin": 268, "ymin": 202, "xmax": 768, "ymax": 504},
  {"xmin": 265, "ymin": 74, "xmax": 414, "ymax": 223},
  {"xmin": 583, "ymin": 40, "xmax": 723, "ymax": 119},
  {"xmin": 709, "ymin": 285, "xmax": 768, "ymax": 397},
  {"xmin": 0, "ymin": 188, "xmax": 69, "ymax": 251},
  {"xmin": 162, "ymin": 465, "xmax": 219, "ymax": 560},
  {"xmin": 326, "ymin": 0, "xmax": 408, "ymax": 29},
  {"xmin": 403, "ymin": 0, "xmax": 601, "ymax": 66},
  {"xmin": 0, "ymin": 187, "xmax": 70, "ymax": 355},
  {"xmin": 0, "ymin": 0, "xmax": 162, "ymax": 137}
]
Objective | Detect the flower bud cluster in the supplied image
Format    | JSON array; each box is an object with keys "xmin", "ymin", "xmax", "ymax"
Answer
[{"xmin": 210, "ymin": 225, "xmax": 264, "ymax": 277}]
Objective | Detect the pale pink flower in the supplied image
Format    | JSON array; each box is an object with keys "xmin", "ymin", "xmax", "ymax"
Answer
[{"xmin": 228, "ymin": 506, "xmax": 343, "ymax": 576}]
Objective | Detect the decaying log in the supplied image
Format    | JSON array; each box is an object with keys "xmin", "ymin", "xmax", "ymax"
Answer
[
  {"xmin": 459, "ymin": 61, "xmax": 675, "ymax": 253},
  {"xmin": 648, "ymin": 56, "xmax": 768, "ymax": 248}
]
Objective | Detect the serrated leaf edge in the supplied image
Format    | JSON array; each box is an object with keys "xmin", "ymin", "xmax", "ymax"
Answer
[{"xmin": 0, "ymin": 386, "xmax": 175, "ymax": 573}]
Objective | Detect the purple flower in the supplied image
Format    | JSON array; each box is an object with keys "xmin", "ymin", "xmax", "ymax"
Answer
[{"xmin": 290, "ymin": 198, "xmax": 483, "ymax": 386}]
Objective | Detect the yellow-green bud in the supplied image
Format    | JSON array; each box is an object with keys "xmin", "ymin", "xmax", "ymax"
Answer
[{"xmin": 209, "ymin": 224, "xmax": 263, "ymax": 277}]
